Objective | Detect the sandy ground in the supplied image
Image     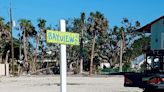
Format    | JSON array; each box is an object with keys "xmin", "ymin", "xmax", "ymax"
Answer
[{"xmin": 0, "ymin": 75, "xmax": 142, "ymax": 92}]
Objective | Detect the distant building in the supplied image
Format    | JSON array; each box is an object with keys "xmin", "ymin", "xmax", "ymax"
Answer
[
  {"xmin": 137, "ymin": 16, "xmax": 164, "ymax": 50},
  {"xmin": 134, "ymin": 16, "xmax": 164, "ymax": 69},
  {"xmin": 100, "ymin": 63, "xmax": 110, "ymax": 69},
  {"xmin": 131, "ymin": 55, "xmax": 151, "ymax": 69}
]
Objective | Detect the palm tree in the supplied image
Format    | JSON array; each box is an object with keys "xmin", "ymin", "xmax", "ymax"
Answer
[
  {"xmin": 19, "ymin": 19, "xmax": 29, "ymax": 63},
  {"xmin": 87, "ymin": 11, "xmax": 108, "ymax": 74},
  {"xmin": 37, "ymin": 19, "xmax": 46, "ymax": 37},
  {"xmin": 0, "ymin": 17, "xmax": 5, "ymax": 62},
  {"xmin": 37, "ymin": 19, "xmax": 47, "ymax": 65},
  {"xmin": 33, "ymin": 34, "xmax": 39, "ymax": 71},
  {"xmin": 0, "ymin": 17, "xmax": 11, "ymax": 64},
  {"xmin": 18, "ymin": 19, "xmax": 36, "ymax": 72},
  {"xmin": 4, "ymin": 22, "xmax": 11, "ymax": 64},
  {"xmin": 28, "ymin": 25, "xmax": 37, "ymax": 72}
]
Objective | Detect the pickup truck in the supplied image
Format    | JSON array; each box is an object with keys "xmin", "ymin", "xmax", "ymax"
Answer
[{"xmin": 124, "ymin": 50, "xmax": 164, "ymax": 92}]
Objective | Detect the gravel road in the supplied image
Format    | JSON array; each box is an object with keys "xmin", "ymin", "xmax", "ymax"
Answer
[{"xmin": 0, "ymin": 75, "xmax": 142, "ymax": 92}]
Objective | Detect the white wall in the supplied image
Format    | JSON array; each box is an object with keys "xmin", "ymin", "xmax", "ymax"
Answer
[
  {"xmin": 0, "ymin": 64, "xmax": 9, "ymax": 76},
  {"xmin": 100, "ymin": 63, "xmax": 110, "ymax": 69}
]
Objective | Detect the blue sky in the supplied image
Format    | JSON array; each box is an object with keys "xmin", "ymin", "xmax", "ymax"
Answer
[{"xmin": 0, "ymin": 0, "xmax": 164, "ymax": 37}]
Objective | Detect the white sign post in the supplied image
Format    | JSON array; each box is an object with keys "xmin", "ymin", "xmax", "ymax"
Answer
[
  {"xmin": 60, "ymin": 20, "xmax": 67, "ymax": 92},
  {"xmin": 46, "ymin": 20, "xmax": 79, "ymax": 92}
]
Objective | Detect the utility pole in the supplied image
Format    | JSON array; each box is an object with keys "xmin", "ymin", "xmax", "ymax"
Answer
[{"xmin": 9, "ymin": 3, "xmax": 14, "ymax": 75}]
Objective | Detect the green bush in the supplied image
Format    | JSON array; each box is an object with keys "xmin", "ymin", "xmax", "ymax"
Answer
[
  {"xmin": 100, "ymin": 67, "xmax": 119, "ymax": 74},
  {"xmin": 122, "ymin": 62, "xmax": 131, "ymax": 72},
  {"xmin": 101, "ymin": 68, "xmax": 111, "ymax": 72}
]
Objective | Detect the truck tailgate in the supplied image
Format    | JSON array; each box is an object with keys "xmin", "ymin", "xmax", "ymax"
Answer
[{"xmin": 124, "ymin": 72, "xmax": 151, "ymax": 88}]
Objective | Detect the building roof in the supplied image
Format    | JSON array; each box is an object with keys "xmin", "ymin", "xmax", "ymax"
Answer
[{"xmin": 136, "ymin": 16, "xmax": 164, "ymax": 33}]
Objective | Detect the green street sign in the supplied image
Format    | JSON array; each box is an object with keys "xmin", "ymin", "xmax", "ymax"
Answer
[{"xmin": 46, "ymin": 30, "xmax": 79, "ymax": 45}]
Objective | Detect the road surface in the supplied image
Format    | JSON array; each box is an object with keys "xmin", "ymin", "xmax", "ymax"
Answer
[{"xmin": 0, "ymin": 75, "xmax": 142, "ymax": 92}]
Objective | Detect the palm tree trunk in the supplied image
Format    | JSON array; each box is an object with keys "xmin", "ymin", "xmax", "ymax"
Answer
[
  {"xmin": 119, "ymin": 40, "xmax": 123, "ymax": 72},
  {"xmin": 119, "ymin": 30, "xmax": 125, "ymax": 72},
  {"xmin": 23, "ymin": 29, "xmax": 27, "ymax": 62},
  {"xmin": 0, "ymin": 55, "xmax": 2, "ymax": 63},
  {"xmin": 33, "ymin": 37, "xmax": 38, "ymax": 72},
  {"xmin": 112, "ymin": 55, "xmax": 118, "ymax": 67},
  {"xmin": 40, "ymin": 30, "xmax": 45, "ymax": 64},
  {"xmin": 89, "ymin": 35, "xmax": 96, "ymax": 75},
  {"xmin": 80, "ymin": 59, "xmax": 83, "ymax": 74},
  {"xmin": 5, "ymin": 50, "xmax": 10, "ymax": 64}
]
